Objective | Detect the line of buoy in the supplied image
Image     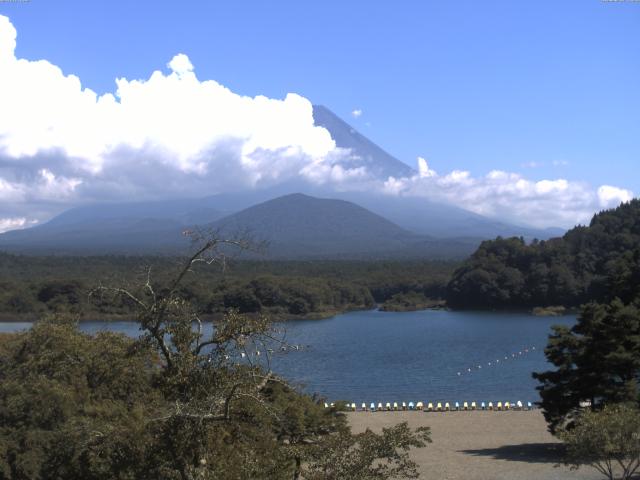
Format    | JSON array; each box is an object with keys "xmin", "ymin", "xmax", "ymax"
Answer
[
  {"xmin": 325, "ymin": 400, "xmax": 534, "ymax": 412},
  {"xmin": 456, "ymin": 346, "xmax": 537, "ymax": 377}
]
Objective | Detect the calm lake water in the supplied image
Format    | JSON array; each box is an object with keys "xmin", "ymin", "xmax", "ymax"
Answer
[{"xmin": 0, "ymin": 309, "xmax": 575, "ymax": 405}]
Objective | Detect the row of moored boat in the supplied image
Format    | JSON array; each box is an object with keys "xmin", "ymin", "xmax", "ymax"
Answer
[{"xmin": 324, "ymin": 400, "xmax": 534, "ymax": 411}]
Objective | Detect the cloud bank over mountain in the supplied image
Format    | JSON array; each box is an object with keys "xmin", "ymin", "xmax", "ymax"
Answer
[
  {"xmin": 384, "ymin": 162, "xmax": 633, "ymax": 228},
  {"xmin": 0, "ymin": 15, "xmax": 633, "ymax": 232}
]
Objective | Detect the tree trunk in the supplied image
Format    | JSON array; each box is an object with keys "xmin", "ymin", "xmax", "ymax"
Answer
[{"xmin": 293, "ymin": 456, "xmax": 302, "ymax": 480}]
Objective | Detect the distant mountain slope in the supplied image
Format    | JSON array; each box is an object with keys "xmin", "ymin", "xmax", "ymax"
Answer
[
  {"xmin": 0, "ymin": 193, "xmax": 479, "ymax": 258},
  {"xmin": 0, "ymin": 198, "xmax": 226, "ymax": 254},
  {"xmin": 44, "ymin": 198, "xmax": 225, "ymax": 227},
  {"xmin": 334, "ymin": 192, "xmax": 564, "ymax": 239},
  {"xmin": 210, "ymin": 193, "xmax": 478, "ymax": 259},
  {"xmin": 309, "ymin": 105, "xmax": 562, "ymax": 240},
  {"xmin": 0, "ymin": 217, "xmax": 188, "ymax": 254},
  {"xmin": 210, "ymin": 193, "xmax": 417, "ymax": 257},
  {"xmin": 312, "ymin": 105, "xmax": 415, "ymax": 179}
]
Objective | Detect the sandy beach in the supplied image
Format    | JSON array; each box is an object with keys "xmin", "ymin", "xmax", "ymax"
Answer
[{"xmin": 348, "ymin": 410, "xmax": 602, "ymax": 480}]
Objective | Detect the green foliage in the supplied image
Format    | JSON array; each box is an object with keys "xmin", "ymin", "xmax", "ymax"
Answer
[
  {"xmin": 379, "ymin": 291, "xmax": 444, "ymax": 312},
  {"xmin": 447, "ymin": 200, "xmax": 640, "ymax": 309},
  {"xmin": 304, "ymin": 422, "xmax": 431, "ymax": 480},
  {"xmin": 0, "ymin": 314, "xmax": 161, "ymax": 480},
  {"xmin": 0, "ymin": 240, "xmax": 432, "ymax": 479},
  {"xmin": 0, "ymin": 256, "xmax": 455, "ymax": 319},
  {"xmin": 559, "ymin": 404, "xmax": 640, "ymax": 480},
  {"xmin": 533, "ymin": 299, "xmax": 640, "ymax": 433}
]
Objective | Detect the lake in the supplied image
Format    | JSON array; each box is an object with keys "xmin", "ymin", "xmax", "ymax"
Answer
[{"xmin": 0, "ymin": 309, "xmax": 574, "ymax": 405}]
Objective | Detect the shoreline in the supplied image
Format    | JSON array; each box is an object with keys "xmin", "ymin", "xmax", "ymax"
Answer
[{"xmin": 0, "ymin": 305, "xmax": 447, "ymax": 324}]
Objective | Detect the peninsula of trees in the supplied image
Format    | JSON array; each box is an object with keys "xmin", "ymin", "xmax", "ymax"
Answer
[{"xmin": 446, "ymin": 200, "xmax": 640, "ymax": 310}]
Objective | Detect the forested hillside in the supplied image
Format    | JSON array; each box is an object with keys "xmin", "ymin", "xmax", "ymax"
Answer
[
  {"xmin": 446, "ymin": 200, "xmax": 640, "ymax": 309},
  {"xmin": 0, "ymin": 255, "xmax": 455, "ymax": 320}
]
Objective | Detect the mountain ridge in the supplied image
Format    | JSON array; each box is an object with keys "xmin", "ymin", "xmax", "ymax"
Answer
[{"xmin": 0, "ymin": 193, "xmax": 480, "ymax": 259}]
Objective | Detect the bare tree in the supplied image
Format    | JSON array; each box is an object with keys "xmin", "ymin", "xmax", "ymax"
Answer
[{"xmin": 88, "ymin": 232, "xmax": 431, "ymax": 480}]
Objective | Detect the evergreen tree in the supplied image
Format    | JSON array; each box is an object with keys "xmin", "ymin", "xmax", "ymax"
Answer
[{"xmin": 533, "ymin": 299, "xmax": 640, "ymax": 433}]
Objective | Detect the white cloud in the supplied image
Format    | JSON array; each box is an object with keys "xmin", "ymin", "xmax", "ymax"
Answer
[
  {"xmin": 0, "ymin": 14, "xmax": 341, "ymax": 183},
  {"xmin": 167, "ymin": 53, "xmax": 193, "ymax": 75},
  {"xmin": 0, "ymin": 15, "xmax": 635, "ymax": 232},
  {"xmin": 521, "ymin": 161, "xmax": 543, "ymax": 168},
  {"xmin": 598, "ymin": 185, "xmax": 634, "ymax": 208},
  {"xmin": 0, "ymin": 217, "xmax": 32, "ymax": 234},
  {"xmin": 376, "ymin": 169, "xmax": 634, "ymax": 228},
  {"xmin": 417, "ymin": 157, "xmax": 436, "ymax": 178}
]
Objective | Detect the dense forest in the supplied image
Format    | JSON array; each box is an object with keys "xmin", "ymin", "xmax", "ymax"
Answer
[
  {"xmin": 446, "ymin": 200, "xmax": 640, "ymax": 309},
  {"xmin": 0, "ymin": 255, "xmax": 455, "ymax": 320}
]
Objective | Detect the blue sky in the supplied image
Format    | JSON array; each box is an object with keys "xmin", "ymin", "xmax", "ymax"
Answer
[{"xmin": 0, "ymin": 0, "xmax": 638, "ymax": 229}]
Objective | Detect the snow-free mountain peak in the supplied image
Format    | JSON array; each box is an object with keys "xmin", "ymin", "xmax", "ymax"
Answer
[{"xmin": 312, "ymin": 105, "xmax": 415, "ymax": 180}]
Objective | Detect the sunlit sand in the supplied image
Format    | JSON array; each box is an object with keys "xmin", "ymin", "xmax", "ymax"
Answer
[{"xmin": 348, "ymin": 410, "xmax": 601, "ymax": 480}]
